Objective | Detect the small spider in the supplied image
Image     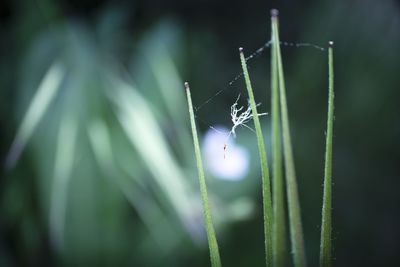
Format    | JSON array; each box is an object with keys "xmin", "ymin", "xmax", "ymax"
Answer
[{"xmin": 223, "ymin": 143, "xmax": 228, "ymax": 159}]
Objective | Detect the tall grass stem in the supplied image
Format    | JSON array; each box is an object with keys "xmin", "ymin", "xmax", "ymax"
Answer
[
  {"xmin": 185, "ymin": 82, "xmax": 222, "ymax": 267},
  {"xmin": 271, "ymin": 10, "xmax": 307, "ymax": 267},
  {"xmin": 319, "ymin": 41, "xmax": 334, "ymax": 267},
  {"xmin": 270, "ymin": 9, "xmax": 286, "ymax": 267},
  {"xmin": 239, "ymin": 48, "xmax": 273, "ymax": 267}
]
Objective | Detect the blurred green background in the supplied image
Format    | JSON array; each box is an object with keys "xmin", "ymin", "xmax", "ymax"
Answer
[{"xmin": 1, "ymin": 0, "xmax": 400, "ymax": 266}]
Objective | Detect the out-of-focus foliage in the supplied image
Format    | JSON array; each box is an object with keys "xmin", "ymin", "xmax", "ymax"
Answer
[
  {"xmin": 1, "ymin": 4, "xmax": 257, "ymax": 266},
  {"xmin": 1, "ymin": 0, "xmax": 400, "ymax": 266}
]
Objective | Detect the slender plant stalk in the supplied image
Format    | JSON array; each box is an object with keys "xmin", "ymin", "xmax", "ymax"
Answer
[
  {"xmin": 319, "ymin": 41, "xmax": 334, "ymax": 267},
  {"xmin": 271, "ymin": 10, "xmax": 307, "ymax": 267},
  {"xmin": 270, "ymin": 9, "xmax": 286, "ymax": 267},
  {"xmin": 185, "ymin": 82, "xmax": 222, "ymax": 267},
  {"xmin": 239, "ymin": 47, "xmax": 273, "ymax": 267}
]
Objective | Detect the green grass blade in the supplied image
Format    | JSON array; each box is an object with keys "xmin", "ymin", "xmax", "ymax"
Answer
[
  {"xmin": 239, "ymin": 48, "xmax": 273, "ymax": 267},
  {"xmin": 271, "ymin": 10, "xmax": 307, "ymax": 267},
  {"xmin": 319, "ymin": 42, "xmax": 335, "ymax": 267},
  {"xmin": 87, "ymin": 118, "xmax": 173, "ymax": 248},
  {"xmin": 49, "ymin": 114, "xmax": 77, "ymax": 250},
  {"xmin": 5, "ymin": 62, "xmax": 65, "ymax": 169},
  {"xmin": 270, "ymin": 9, "xmax": 286, "ymax": 267},
  {"xmin": 185, "ymin": 82, "xmax": 222, "ymax": 267},
  {"xmin": 110, "ymin": 79, "xmax": 197, "ymax": 232}
]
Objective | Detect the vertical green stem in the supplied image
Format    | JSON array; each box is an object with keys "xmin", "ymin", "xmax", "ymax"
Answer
[
  {"xmin": 270, "ymin": 9, "xmax": 286, "ymax": 267},
  {"xmin": 239, "ymin": 48, "xmax": 273, "ymax": 267},
  {"xmin": 185, "ymin": 82, "xmax": 222, "ymax": 267},
  {"xmin": 271, "ymin": 10, "xmax": 307, "ymax": 267},
  {"xmin": 319, "ymin": 42, "xmax": 334, "ymax": 267}
]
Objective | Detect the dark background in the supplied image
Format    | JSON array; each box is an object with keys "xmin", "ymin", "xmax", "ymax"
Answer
[{"xmin": 1, "ymin": 0, "xmax": 400, "ymax": 266}]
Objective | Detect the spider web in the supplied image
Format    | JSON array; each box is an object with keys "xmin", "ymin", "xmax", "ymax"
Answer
[{"xmin": 192, "ymin": 40, "xmax": 326, "ymax": 140}]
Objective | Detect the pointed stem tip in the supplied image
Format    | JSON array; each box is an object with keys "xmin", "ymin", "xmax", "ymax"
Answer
[
  {"xmin": 270, "ymin": 9, "xmax": 279, "ymax": 17},
  {"xmin": 239, "ymin": 47, "xmax": 244, "ymax": 53},
  {"xmin": 184, "ymin": 81, "xmax": 190, "ymax": 90},
  {"xmin": 328, "ymin": 41, "xmax": 334, "ymax": 47}
]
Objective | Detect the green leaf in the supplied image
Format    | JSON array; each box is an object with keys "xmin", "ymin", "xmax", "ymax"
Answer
[
  {"xmin": 49, "ymin": 113, "xmax": 77, "ymax": 250},
  {"xmin": 109, "ymin": 79, "xmax": 197, "ymax": 233},
  {"xmin": 6, "ymin": 62, "xmax": 65, "ymax": 168}
]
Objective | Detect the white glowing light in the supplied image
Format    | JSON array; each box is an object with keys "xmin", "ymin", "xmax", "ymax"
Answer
[{"xmin": 202, "ymin": 126, "xmax": 250, "ymax": 181}]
